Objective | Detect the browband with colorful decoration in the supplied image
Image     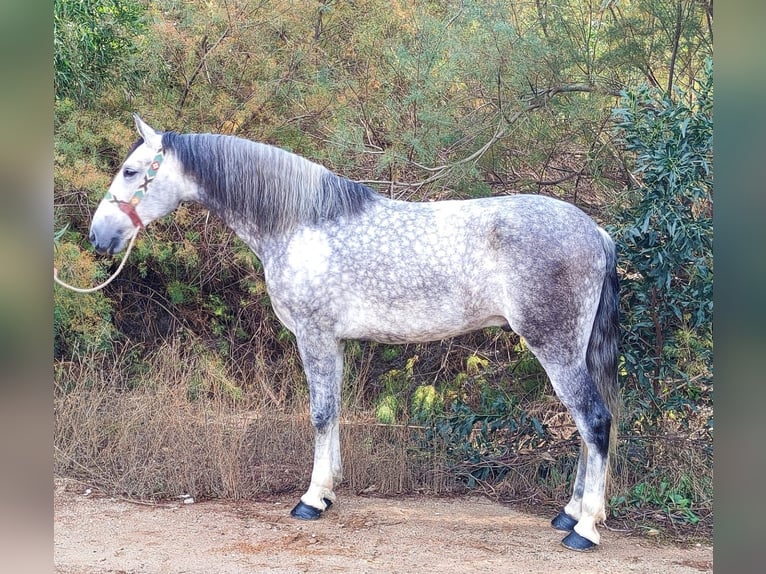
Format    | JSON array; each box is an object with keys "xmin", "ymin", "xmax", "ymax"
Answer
[{"xmin": 103, "ymin": 147, "xmax": 165, "ymax": 228}]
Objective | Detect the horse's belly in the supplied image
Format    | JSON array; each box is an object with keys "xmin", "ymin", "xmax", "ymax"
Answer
[{"xmin": 338, "ymin": 296, "xmax": 507, "ymax": 343}]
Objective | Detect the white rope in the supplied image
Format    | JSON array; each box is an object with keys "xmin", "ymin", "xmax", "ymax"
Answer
[{"xmin": 53, "ymin": 229, "xmax": 140, "ymax": 293}]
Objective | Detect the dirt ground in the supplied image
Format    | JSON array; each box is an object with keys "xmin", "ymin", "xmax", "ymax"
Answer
[{"xmin": 54, "ymin": 479, "xmax": 712, "ymax": 574}]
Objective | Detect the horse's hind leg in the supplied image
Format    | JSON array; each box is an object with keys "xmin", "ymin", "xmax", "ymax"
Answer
[
  {"xmin": 290, "ymin": 332, "xmax": 344, "ymax": 520},
  {"xmin": 551, "ymin": 442, "xmax": 587, "ymax": 532},
  {"xmin": 542, "ymin": 361, "xmax": 612, "ymax": 550}
]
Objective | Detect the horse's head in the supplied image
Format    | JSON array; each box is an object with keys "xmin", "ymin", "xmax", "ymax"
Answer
[{"xmin": 89, "ymin": 115, "xmax": 188, "ymax": 254}]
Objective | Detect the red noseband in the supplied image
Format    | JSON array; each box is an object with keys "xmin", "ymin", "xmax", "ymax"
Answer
[{"xmin": 116, "ymin": 200, "xmax": 145, "ymax": 229}]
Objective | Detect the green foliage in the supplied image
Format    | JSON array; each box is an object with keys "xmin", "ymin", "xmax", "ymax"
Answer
[
  {"xmin": 509, "ymin": 339, "xmax": 547, "ymax": 393},
  {"xmin": 610, "ymin": 476, "xmax": 703, "ymax": 526},
  {"xmin": 54, "ymin": 0, "xmax": 148, "ymax": 104},
  {"xmin": 410, "ymin": 384, "xmax": 442, "ymax": 424},
  {"xmin": 381, "ymin": 346, "xmax": 401, "ymax": 362},
  {"xmin": 375, "ymin": 354, "xmax": 419, "ymax": 423},
  {"xmin": 54, "ymin": 242, "xmax": 117, "ymax": 357},
  {"xmin": 610, "ymin": 61, "xmax": 713, "ymax": 418},
  {"xmin": 375, "ymin": 394, "xmax": 399, "ymax": 425},
  {"xmin": 465, "ymin": 353, "xmax": 489, "ymax": 375},
  {"xmin": 166, "ymin": 280, "xmax": 198, "ymax": 305},
  {"xmin": 425, "ymin": 381, "xmax": 549, "ymax": 488}
]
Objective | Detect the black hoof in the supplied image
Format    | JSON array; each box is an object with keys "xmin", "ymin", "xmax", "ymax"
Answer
[
  {"xmin": 551, "ymin": 511, "xmax": 578, "ymax": 532},
  {"xmin": 289, "ymin": 498, "xmax": 333, "ymax": 521},
  {"xmin": 561, "ymin": 530, "xmax": 598, "ymax": 552},
  {"xmin": 290, "ymin": 501, "xmax": 322, "ymax": 520}
]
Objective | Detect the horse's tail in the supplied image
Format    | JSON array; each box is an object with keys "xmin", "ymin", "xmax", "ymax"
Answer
[{"xmin": 586, "ymin": 228, "xmax": 620, "ymax": 460}]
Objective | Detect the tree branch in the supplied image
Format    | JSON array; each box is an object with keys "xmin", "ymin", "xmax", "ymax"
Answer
[
  {"xmin": 357, "ymin": 82, "xmax": 620, "ymax": 193},
  {"xmin": 667, "ymin": 0, "xmax": 684, "ymax": 94},
  {"xmin": 178, "ymin": 26, "xmax": 231, "ymax": 112}
]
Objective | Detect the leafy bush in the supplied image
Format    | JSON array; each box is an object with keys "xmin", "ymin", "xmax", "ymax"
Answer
[
  {"xmin": 54, "ymin": 0, "xmax": 147, "ymax": 104},
  {"xmin": 422, "ymin": 379, "xmax": 550, "ymax": 488},
  {"xmin": 610, "ymin": 478, "xmax": 702, "ymax": 526},
  {"xmin": 610, "ymin": 60, "xmax": 713, "ymax": 423},
  {"xmin": 54, "ymin": 240, "xmax": 117, "ymax": 357},
  {"xmin": 375, "ymin": 354, "xmax": 419, "ymax": 424}
]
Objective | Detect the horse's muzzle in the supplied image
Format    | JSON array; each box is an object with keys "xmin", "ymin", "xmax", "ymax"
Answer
[{"xmin": 90, "ymin": 228, "xmax": 125, "ymax": 255}]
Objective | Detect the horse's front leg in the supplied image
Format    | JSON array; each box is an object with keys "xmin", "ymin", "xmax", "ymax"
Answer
[{"xmin": 290, "ymin": 333, "xmax": 344, "ymax": 520}]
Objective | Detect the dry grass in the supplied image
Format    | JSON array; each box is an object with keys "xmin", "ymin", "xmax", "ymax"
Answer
[
  {"xmin": 54, "ymin": 338, "xmax": 712, "ymax": 542},
  {"xmin": 54, "ymin": 382, "xmax": 455, "ymax": 501},
  {"xmin": 53, "ymin": 340, "xmax": 451, "ymax": 500}
]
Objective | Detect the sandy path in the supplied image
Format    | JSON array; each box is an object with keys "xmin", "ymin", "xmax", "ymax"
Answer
[{"xmin": 54, "ymin": 481, "xmax": 712, "ymax": 574}]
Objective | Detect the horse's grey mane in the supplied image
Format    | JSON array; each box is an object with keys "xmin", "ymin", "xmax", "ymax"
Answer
[{"xmin": 161, "ymin": 132, "xmax": 379, "ymax": 235}]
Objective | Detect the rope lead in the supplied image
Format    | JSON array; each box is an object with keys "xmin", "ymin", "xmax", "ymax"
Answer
[{"xmin": 53, "ymin": 229, "xmax": 140, "ymax": 293}]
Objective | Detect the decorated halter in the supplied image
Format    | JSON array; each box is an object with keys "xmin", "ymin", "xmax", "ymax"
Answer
[{"xmin": 103, "ymin": 146, "xmax": 165, "ymax": 229}]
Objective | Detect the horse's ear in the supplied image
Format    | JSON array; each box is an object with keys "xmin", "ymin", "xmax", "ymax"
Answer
[{"xmin": 133, "ymin": 114, "xmax": 162, "ymax": 150}]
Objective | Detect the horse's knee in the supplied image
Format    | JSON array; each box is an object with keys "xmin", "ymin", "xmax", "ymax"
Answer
[
  {"xmin": 310, "ymin": 401, "xmax": 337, "ymax": 432},
  {"xmin": 307, "ymin": 379, "xmax": 340, "ymax": 431},
  {"xmin": 309, "ymin": 394, "xmax": 339, "ymax": 433}
]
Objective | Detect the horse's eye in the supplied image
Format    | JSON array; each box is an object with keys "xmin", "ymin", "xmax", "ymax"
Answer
[{"xmin": 123, "ymin": 167, "xmax": 138, "ymax": 178}]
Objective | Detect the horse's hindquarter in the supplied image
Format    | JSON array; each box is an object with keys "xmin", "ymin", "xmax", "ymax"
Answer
[{"xmin": 265, "ymin": 195, "xmax": 606, "ymax": 344}]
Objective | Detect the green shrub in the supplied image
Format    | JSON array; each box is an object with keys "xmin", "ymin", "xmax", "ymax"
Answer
[
  {"xmin": 610, "ymin": 59, "xmax": 713, "ymax": 422},
  {"xmin": 375, "ymin": 354, "xmax": 419, "ymax": 423},
  {"xmin": 54, "ymin": 241, "xmax": 117, "ymax": 357},
  {"xmin": 54, "ymin": 0, "xmax": 147, "ymax": 104},
  {"xmin": 410, "ymin": 384, "xmax": 442, "ymax": 424}
]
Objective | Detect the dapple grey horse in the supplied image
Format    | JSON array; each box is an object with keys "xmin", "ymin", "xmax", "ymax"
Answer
[{"xmin": 89, "ymin": 115, "xmax": 619, "ymax": 551}]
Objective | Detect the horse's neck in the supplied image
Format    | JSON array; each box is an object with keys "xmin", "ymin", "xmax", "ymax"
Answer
[{"xmin": 222, "ymin": 217, "xmax": 269, "ymax": 261}]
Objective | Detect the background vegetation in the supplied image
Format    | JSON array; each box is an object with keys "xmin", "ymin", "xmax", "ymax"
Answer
[{"xmin": 54, "ymin": 0, "xmax": 713, "ymax": 542}]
